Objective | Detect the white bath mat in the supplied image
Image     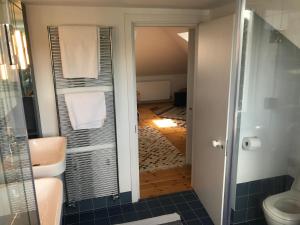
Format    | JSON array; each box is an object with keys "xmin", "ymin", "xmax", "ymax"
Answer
[{"xmin": 116, "ymin": 213, "xmax": 182, "ymax": 225}]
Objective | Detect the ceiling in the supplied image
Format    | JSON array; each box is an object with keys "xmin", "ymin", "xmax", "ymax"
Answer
[
  {"xmin": 135, "ymin": 27, "xmax": 188, "ymax": 76},
  {"xmin": 22, "ymin": 0, "xmax": 234, "ymax": 9}
]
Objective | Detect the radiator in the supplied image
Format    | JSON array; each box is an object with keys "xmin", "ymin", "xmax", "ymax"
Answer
[{"xmin": 137, "ymin": 81, "xmax": 171, "ymax": 102}]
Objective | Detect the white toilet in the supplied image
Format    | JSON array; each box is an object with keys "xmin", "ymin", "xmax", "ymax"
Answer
[{"xmin": 263, "ymin": 176, "xmax": 300, "ymax": 225}]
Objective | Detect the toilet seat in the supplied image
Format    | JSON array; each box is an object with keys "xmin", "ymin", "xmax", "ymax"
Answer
[{"xmin": 263, "ymin": 191, "xmax": 300, "ymax": 222}]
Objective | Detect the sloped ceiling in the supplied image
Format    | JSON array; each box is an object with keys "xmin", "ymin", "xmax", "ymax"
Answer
[
  {"xmin": 135, "ymin": 27, "xmax": 188, "ymax": 76},
  {"xmin": 22, "ymin": 0, "xmax": 233, "ymax": 9}
]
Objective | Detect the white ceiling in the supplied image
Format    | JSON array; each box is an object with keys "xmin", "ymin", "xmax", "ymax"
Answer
[{"xmin": 22, "ymin": 0, "xmax": 234, "ymax": 9}]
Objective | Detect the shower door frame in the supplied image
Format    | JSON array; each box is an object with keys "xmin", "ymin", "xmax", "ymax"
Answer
[{"xmin": 223, "ymin": 0, "xmax": 254, "ymax": 224}]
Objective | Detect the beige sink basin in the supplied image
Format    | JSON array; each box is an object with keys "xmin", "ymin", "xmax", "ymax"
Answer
[
  {"xmin": 29, "ymin": 137, "xmax": 66, "ymax": 178},
  {"xmin": 35, "ymin": 178, "xmax": 63, "ymax": 225}
]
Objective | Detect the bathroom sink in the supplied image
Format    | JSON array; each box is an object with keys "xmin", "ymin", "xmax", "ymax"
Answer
[
  {"xmin": 35, "ymin": 178, "xmax": 63, "ymax": 225},
  {"xmin": 29, "ymin": 137, "xmax": 67, "ymax": 178}
]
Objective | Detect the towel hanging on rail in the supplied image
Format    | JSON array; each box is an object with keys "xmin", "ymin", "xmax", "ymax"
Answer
[
  {"xmin": 64, "ymin": 91, "xmax": 106, "ymax": 130},
  {"xmin": 58, "ymin": 26, "xmax": 98, "ymax": 79}
]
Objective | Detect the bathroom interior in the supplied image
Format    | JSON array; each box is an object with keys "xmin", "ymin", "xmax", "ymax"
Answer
[
  {"xmin": 1, "ymin": 0, "xmax": 300, "ymax": 225},
  {"xmin": 231, "ymin": 1, "xmax": 300, "ymax": 225}
]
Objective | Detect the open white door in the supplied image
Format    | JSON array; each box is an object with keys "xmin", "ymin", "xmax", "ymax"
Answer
[{"xmin": 192, "ymin": 15, "xmax": 234, "ymax": 225}]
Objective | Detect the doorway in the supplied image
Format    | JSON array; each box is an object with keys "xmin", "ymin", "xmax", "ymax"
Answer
[
  {"xmin": 134, "ymin": 27, "xmax": 195, "ymax": 199},
  {"xmin": 126, "ymin": 10, "xmax": 236, "ymax": 225}
]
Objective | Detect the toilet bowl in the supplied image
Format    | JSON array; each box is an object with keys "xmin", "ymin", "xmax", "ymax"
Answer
[{"xmin": 263, "ymin": 177, "xmax": 300, "ymax": 225}]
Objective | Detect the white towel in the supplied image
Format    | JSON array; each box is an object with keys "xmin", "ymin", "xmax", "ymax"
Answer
[
  {"xmin": 64, "ymin": 92, "xmax": 106, "ymax": 130},
  {"xmin": 58, "ymin": 26, "xmax": 98, "ymax": 79}
]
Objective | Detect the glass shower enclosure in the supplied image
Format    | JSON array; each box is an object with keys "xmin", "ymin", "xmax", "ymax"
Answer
[
  {"xmin": 0, "ymin": 0, "xmax": 40, "ymax": 225},
  {"xmin": 230, "ymin": 0, "xmax": 300, "ymax": 224}
]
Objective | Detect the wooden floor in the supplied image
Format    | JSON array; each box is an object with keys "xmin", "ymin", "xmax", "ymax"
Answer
[
  {"xmin": 140, "ymin": 165, "xmax": 192, "ymax": 199},
  {"xmin": 138, "ymin": 103, "xmax": 191, "ymax": 199}
]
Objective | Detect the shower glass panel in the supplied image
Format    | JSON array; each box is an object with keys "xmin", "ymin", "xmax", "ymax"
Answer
[
  {"xmin": 9, "ymin": 1, "xmax": 40, "ymax": 138},
  {"xmin": 231, "ymin": 0, "xmax": 300, "ymax": 224},
  {"xmin": 0, "ymin": 1, "xmax": 40, "ymax": 225}
]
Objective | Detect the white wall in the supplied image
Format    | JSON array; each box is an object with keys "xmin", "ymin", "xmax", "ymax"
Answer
[
  {"xmin": 25, "ymin": 5, "xmax": 209, "ymax": 193},
  {"xmin": 135, "ymin": 27, "xmax": 188, "ymax": 76},
  {"xmin": 247, "ymin": 0, "xmax": 300, "ymax": 49},
  {"xmin": 236, "ymin": 9, "xmax": 300, "ymax": 183}
]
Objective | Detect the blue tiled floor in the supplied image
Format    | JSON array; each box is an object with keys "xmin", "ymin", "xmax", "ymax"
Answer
[{"xmin": 63, "ymin": 190, "xmax": 214, "ymax": 225}]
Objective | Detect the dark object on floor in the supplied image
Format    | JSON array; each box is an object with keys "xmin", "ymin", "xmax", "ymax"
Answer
[
  {"xmin": 63, "ymin": 190, "xmax": 215, "ymax": 225},
  {"xmin": 174, "ymin": 90, "xmax": 187, "ymax": 107}
]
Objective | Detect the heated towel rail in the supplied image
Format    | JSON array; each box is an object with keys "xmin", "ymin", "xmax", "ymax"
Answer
[{"xmin": 48, "ymin": 26, "xmax": 119, "ymax": 203}]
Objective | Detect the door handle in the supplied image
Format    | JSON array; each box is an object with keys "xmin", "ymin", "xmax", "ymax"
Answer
[{"xmin": 211, "ymin": 140, "xmax": 224, "ymax": 150}]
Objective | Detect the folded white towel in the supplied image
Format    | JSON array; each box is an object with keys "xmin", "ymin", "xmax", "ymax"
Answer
[
  {"xmin": 64, "ymin": 92, "xmax": 106, "ymax": 130},
  {"xmin": 58, "ymin": 26, "xmax": 98, "ymax": 79}
]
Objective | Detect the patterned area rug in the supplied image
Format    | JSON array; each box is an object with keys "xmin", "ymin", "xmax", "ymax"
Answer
[
  {"xmin": 151, "ymin": 105, "xmax": 186, "ymax": 127},
  {"xmin": 160, "ymin": 107, "xmax": 186, "ymax": 121},
  {"xmin": 139, "ymin": 126, "xmax": 185, "ymax": 172},
  {"xmin": 172, "ymin": 119, "xmax": 186, "ymax": 128},
  {"xmin": 151, "ymin": 105, "xmax": 186, "ymax": 120}
]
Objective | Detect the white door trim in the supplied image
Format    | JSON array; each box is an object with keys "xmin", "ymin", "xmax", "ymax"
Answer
[
  {"xmin": 186, "ymin": 29, "xmax": 196, "ymax": 164},
  {"xmin": 124, "ymin": 11, "xmax": 210, "ymax": 202}
]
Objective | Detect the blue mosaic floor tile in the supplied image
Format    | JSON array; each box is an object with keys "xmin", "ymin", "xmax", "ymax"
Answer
[
  {"xmin": 109, "ymin": 215, "xmax": 124, "ymax": 224},
  {"xmin": 79, "ymin": 220, "xmax": 94, "ymax": 225},
  {"xmin": 163, "ymin": 204, "xmax": 177, "ymax": 214},
  {"xmin": 150, "ymin": 206, "xmax": 166, "ymax": 217},
  {"xmin": 64, "ymin": 190, "xmax": 214, "ymax": 225},
  {"xmin": 122, "ymin": 211, "xmax": 138, "ymax": 222},
  {"xmin": 136, "ymin": 210, "xmax": 152, "ymax": 220},
  {"xmin": 133, "ymin": 201, "xmax": 148, "ymax": 211},
  {"xmin": 194, "ymin": 208, "xmax": 209, "ymax": 218},
  {"xmin": 200, "ymin": 217, "xmax": 214, "ymax": 225},
  {"xmin": 121, "ymin": 203, "xmax": 135, "ymax": 214},
  {"xmin": 79, "ymin": 211, "xmax": 94, "ymax": 222},
  {"xmin": 79, "ymin": 199, "xmax": 94, "ymax": 212},
  {"xmin": 108, "ymin": 206, "xmax": 122, "ymax": 217},
  {"xmin": 182, "ymin": 192, "xmax": 198, "ymax": 202},
  {"xmin": 147, "ymin": 198, "xmax": 162, "ymax": 208},
  {"xmin": 94, "ymin": 208, "xmax": 108, "ymax": 219},
  {"xmin": 94, "ymin": 218, "xmax": 109, "ymax": 225},
  {"xmin": 65, "ymin": 213, "xmax": 79, "ymax": 224},
  {"xmin": 171, "ymin": 194, "xmax": 186, "ymax": 204},
  {"xmin": 176, "ymin": 202, "xmax": 191, "ymax": 212},
  {"xmin": 186, "ymin": 219, "xmax": 203, "ymax": 225},
  {"xmin": 93, "ymin": 197, "xmax": 107, "ymax": 209},
  {"xmin": 188, "ymin": 200, "xmax": 203, "ymax": 209},
  {"xmin": 180, "ymin": 210, "xmax": 198, "ymax": 221},
  {"xmin": 159, "ymin": 196, "xmax": 173, "ymax": 206}
]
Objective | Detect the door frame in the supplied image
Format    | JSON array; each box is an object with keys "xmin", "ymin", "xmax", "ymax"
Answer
[
  {"xmin": 186, "ymin": 28, "xmax": 196, "ymax": 164},
  {"xmin": 124, "ymin": 11, "xmax": 210, "ymax": 202},
  {"xmin": 124, "ymin": 6, "xmax": 240, "ymax": 224}
]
